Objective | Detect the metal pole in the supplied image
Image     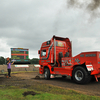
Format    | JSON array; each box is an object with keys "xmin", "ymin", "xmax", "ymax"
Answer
[{"xmin": 54, "ymin": 38, "xmax": 56, "ymax": 65}]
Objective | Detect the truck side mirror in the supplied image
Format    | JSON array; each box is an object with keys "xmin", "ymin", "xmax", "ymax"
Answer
[{"xmin": 38, "ymin": 50, "xmax": 40, "ymax": 54}]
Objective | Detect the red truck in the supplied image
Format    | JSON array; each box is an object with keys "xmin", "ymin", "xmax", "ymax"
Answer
[{"xmin": 38, "ymin": 35, "xmax": 100, "ymax": 84}]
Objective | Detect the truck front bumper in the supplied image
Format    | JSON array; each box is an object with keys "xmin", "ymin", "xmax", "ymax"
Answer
[{"xmin": 91, "ymin": 70, "xmax": 100, "ymax": 82}]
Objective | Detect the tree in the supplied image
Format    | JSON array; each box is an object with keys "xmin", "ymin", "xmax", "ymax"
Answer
[
  {"xmin": 0, "ymin": 56, "xmax": 5, "ymax": 65},
  {"xmin": 30, "ymin": 58, "xmax": 39, "ymax": 64}
]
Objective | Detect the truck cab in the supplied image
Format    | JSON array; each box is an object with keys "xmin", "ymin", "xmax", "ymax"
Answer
[{"xmin": 39, "ymin": 35, "xmax": 72, "ymax": 67}]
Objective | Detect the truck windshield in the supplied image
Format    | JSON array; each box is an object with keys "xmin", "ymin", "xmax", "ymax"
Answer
[{"xmin": 41, "ymin": 50, "xmax": 46, "ymax": 57}]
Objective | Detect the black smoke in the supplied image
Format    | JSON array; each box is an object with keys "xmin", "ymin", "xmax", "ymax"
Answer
[{"xmin": 67, "ymin": 0, "xmax": 100, "ymax": 18}]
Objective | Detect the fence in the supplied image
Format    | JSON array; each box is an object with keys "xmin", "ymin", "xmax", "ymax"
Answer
[{"xmin": 0, "ymin": 64, "xmax": 39, "ymax": 73}]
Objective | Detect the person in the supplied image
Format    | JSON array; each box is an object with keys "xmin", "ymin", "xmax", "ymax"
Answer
[{"xmin": 6, "ymin": 58, "xmax": 14, "ymax": 78}]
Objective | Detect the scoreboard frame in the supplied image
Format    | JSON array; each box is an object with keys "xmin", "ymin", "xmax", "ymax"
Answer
[{"xmin": 11, "ymin": 48, "xmax": 30, "ymax": 64}]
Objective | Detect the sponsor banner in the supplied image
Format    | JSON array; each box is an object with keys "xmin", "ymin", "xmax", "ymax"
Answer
[
  {"xmin": 11, "ymin": 59, "xmax": 16, "ymax": 62},
  {"xmin": 15, "ymin": 65, "xmax": 29, "ymax": 68},
  {"xmin": 34, "ymin": 64, "xmax": 40, "ymax": 67}
]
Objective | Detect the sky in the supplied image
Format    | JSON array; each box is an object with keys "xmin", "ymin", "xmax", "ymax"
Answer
[{"xmin": 0, "ymin": 0, "xmax": 100, "ymax": 59}]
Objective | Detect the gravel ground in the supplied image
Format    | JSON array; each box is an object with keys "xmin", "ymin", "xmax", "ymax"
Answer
[{"xmin": 0, "ymin": 72, "xmax": 100, "ymax": 96}]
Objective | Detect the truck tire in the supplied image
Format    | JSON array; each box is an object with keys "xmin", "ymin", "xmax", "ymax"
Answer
[
  {"xmin": 72, "ymin": 66, "xmax": 91, "ymax": 84},
  {"xmin": 44, "ymin": 68, "xmax": 50, "ymax": 80}
]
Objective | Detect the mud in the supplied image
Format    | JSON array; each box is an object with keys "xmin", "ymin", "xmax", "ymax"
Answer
[{"xmin": 0, "ymin": 72, "xmax": 100, "ymax": 96}]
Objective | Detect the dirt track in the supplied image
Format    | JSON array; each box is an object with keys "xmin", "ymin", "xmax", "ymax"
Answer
[{"xmin": 0, "ymin": 72, "xmax": 100, "ymax": 96}]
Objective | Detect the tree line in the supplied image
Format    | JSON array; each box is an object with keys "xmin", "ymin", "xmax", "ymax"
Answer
[{"xmin": 0, "ymin": 56, "xmax": 39, "ymax": 65}]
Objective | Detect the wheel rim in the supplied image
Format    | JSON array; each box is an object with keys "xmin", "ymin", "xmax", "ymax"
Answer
[
  {"xmin": 44, "ymin": 71, "xmax": 47, "ymax": 78},
  {"xmin": 75, "ymin": 70, "xmax": 83, "ymax": 81}
]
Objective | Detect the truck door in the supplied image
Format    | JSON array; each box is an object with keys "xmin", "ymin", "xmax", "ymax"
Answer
[{"xmin": 53, "ymin": 57, "xmax": 73, "ymax": 75}]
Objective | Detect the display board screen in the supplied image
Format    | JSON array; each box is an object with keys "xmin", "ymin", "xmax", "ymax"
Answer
[{"xmin": 11, "ymin": 48, "xmax": 30, "ymax": 64}]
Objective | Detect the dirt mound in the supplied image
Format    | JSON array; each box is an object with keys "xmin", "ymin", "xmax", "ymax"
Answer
[
  {"xmin": 34, "ymin": 75, "xmax": 40, "ymax": 79},
  {"xmin": 22, "ymin": 91, "xmax": 40, "ymax": 96}
]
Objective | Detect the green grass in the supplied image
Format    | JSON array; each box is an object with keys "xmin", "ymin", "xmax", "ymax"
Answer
[{"xmin": 0, "ymin": 85, "xmax": 100, "ymax": 100}]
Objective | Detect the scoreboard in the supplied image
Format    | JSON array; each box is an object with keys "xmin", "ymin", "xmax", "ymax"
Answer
[{"xmin": 11, "ymin": 48, "xmax": 30, "ymax": 64}]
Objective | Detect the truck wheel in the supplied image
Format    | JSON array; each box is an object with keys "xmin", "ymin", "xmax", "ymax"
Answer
[
  {"xmin": 72, "ymin": 66, "xmax": 91, "ymax": 84},
  {"xmin": 44, "ymin": 68, "xmax": 50, "ymax": 80}
]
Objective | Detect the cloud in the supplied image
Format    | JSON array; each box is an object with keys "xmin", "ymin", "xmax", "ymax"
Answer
[
  {"xmin": 0, "ymin": 0, "xmax": 100, "ymax": 59},
  {"xmin": 0, "ymin": 0, "xmax": 64, "ymax": 58}
]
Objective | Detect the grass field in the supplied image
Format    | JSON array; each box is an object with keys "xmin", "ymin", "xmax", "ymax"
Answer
[{"xmin": 0, "ymin": 84, "xmax": 100, "ymax": 100}]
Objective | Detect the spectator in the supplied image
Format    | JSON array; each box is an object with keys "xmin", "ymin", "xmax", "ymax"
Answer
[{"xmin": 6, "ymin": 57, "xmax": 14, "ymax": 78}]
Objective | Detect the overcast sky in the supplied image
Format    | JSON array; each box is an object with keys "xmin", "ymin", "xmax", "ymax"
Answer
[{"xmin": 0, "ymin": 0, "xmax": 100, "ymax": 59}]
